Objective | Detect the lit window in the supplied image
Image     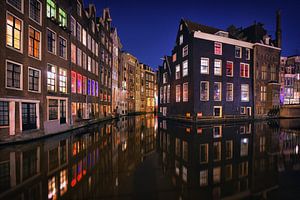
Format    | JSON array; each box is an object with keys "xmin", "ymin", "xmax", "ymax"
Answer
[
  {"xmin": 179, "ymin": 35, "xmax": 183, "ymax": 45},
  {"xmin": 246, "ymin": 48, "xmax": 250, "ymax": 60},
  {"xmin": 167, "ymin": 85, "xmax": 170, "ymax": 103},
  {"xmin": 6, "ymin": 60, "xmax": 22, "ymax": 89},
  {"xmin": 7, "ymin": 0, "xmax": 23, "ymax": 12},
  {"xmin": 226, "ymin": 61, "xmax": 233, "ymax": 76},
  {"xmin": 200, "ymin": 170, "xmax": 208, "ymax": 186},
  {"xmin": 71, "ymin": 16, "xmax": 76, "ymax": 37},
  {"xmin": 82, "ymin": 52, "xmax": 86, "ymax": 69},
  {"xmin": 240, "ymin": 63, "xmax": 249, "ymax": 78},
  {"xmin": 59, "ymin": 68, "xmax": 67, "ymax": 93},
  {"xmin": 87, "ymin": 79, "xmax": 91, "ymax": 95},
  {"xmin": 47, "ymin": 29, "xmax": 56, "ymax": 54},
  {"xmin": 213, "ymin": 126, "xmax": 222, "ymax": 138},
  {"xmin": 82, "ymin": 76, "xmax": 87, "ymax": 95},
  {"xmin": 76, "ymin": 22, "xmax": 81, "ymax": 42},
  {"xmin": 46, "ymin": 0, "xmax": 56, "ymax": 18},
  {"xmin": 235, "ymin": 46, "xmax": 242, "ymax": 58},
  {"xmin": 214, "ymin": 59, "xmax": 222, "ymax": 76},
  {"xmin": 240, "ymin": 138, "xmax": 249, "ymax": 156},
  {"xmin": 0, "ymin": 101, "xmax": 9, "ymax": 126},
  {"xmin": 200, "ymin": 58, "xmax": 209, "ymax": 74},
  {"xmin": 175, "ymin": 65, "xmax": 180, "ymax": 79},
  {"xmin": 172, "ymin": 53, "xmax": 176, "ymax": 62},
  {"xmin": 182, "ymin": 60, "xmax": 188, "ymax": 77},
  {"xmin": 77, "ymin": 74, "xmax": 82, "ymax": 94},
  {"xmin": 47, "ymin": 64, "xmax": 56, "ymax": 91},
  {"xmin": 59, "ymin": 8, "xmax": 67, "ymax": 27},
  {"xmin": 91, "ymin": 80, "xmax": 95, "ymax": 96},
  {"xmin": 6, "ymin": 13, "xmax": 22, "ymax": 50},
  {"xmin": 28, "ymin": 68, "xmax": 40, "ymax": 92},
  {"xmin": 28, "ymin": 27, "xmax": 41, "ymax": 59},
  {"xmin": 260, "ymin": 86, "xmax": 267, "ymax": 102},
  {"xmin": 88, "ymin": 56, "xmax": 91, "ymax": 71},
  {"xmin": 214, "ymin": 42, "xmax": 222, "ymax": 55},
  {"xmin": 77, "ymin": 48, "xmax": 82, "ymax": 66},
  {"xmin": 29, "ymin": 0, "xmax": 41, "ymax": 24},
  {"xmin": 183, "ymin": 82, "xmax": 188, "ymax": 102},
  {"xmin": 182, "ymin": 45, "xmax": 188, "ymax": 57},
  {"xmin": 262, "ymin": 65, "xmax": 267, "ymax": 80},
  {"xmin": 95, "ymin": 81, "xmax": 99, "ymax": 96},
  {"xmin": 200, "ymin": 144, "xmax": 208, "ymax": 163},
  {"xmin": 71, "ymin": 71, "xmax": 76, "ymax": 93},
  {"xmin": 71, "ymin": 43, "xmax": 76, "ymax": 64},
  {"xmin": 226, "ymin": 83, "xmax": 233, "ymax": 101},
  {"xmin": 176, "ymin": 85, "xmax": 181, "ymax": 102},
  {"xmin": 77, "ymin": 0, "xmax": 81, "ymax": 16},
  {"xmin": 241, "ymin": 84, "xmax": 249, "ymax": 102},
  {"xmin": 82, "ymin": 29, "xmax": 86, "ymax": 46},
  {"xmin": 48, "ymin": 99, "xmax": 58, "ymax": 120},
  {"xmin": 59, "ymin": 36, "xmax": 67, "ymax": 59},
  {"xmin": 214, "ymin": 82, "xmax": 222, "ymax": 101},
  {"xmin": 200, "ymin": 81, "xmax": 209, "ymax": 101},
  {"xmin": 213, "ymin": 167, "xmax": 221, "ymax": 183},
  {"xmin": 271, "ymin": 66, "xmax": 276, "ymax": 81},
  {"xmin": 163, "ymin": 72, "xmax": 167, "ymax": 84}
]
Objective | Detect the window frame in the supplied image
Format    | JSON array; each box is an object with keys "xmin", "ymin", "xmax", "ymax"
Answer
[
  {"xmin": 28, "ymin": 25, "xmax": 41, "ymax": 60},
  {"xmin": 6, "ymin": 11, "xmax": 23, "ymax": 53},
  {"xmin": 58, "ymin": 36, "xmax": 67, "ymax": 60},
  {"xmin": 47, "ymin": 28, "xmax": 56, "ymax": 55},
  {"xmin": 0, "ymin": 101, "xmax": 9, "ymax": 126},
  {"xmin": 214, "ymin": 59, "xmax": 222, "ymax": 76},
  {"xmin": 29, "ymin": 0, "xmax": 42, "ymax": 25},
  {"xmin": 213, "ymin": 82, "xmax": 222, "ymax": 101},
  {"xmin": 183, "ymin": 82, "xmax": 188, "ymax": 102},
  {"xmin": 226, "ymin": 83, "xmax": 233, "ymax": 101},
  {"xmin": 226, "ymin": 61, "xmax": 234, "ymax": 77},
  {"xmin": 46, "ymin": 0, "xmax": 56, "ymax": 19},
  {"xmin": 200, "ymin": 81, "xmax": 209, "ymax": 101},
  {"xmin": 6, "ymin": 59, "xmax": 23, "ymax": 91},
  {"xmin": 28, "ymin": 67, "xmax": 41, "ymax": 93},
  {"xmin": 7, "ymin": 0, "xmax": 24, "ymax": 13},
  {"xmin": 241, "ymin": 84, "xmax": 249, "ymax": 102},
  {"xmin": 182, "ymin": 45, "xmax": 188, "ymax": 57},
  {"xmin": 182, "ymin": 60, "xmax": 188, "ymax": 77},
  {"xmin": 176, "ymin": 84, "xmax": 181, "ymax": 102},
  {"xmin": 200, "ymin": 57, "xmax": 209, "ymax": 74},
  {"xmin": 47, "ymin": 63, "xmax": 57, "ymax": 92},
  {"xmin": 235, "ymin": 46, "xmax": 242, "ymax": 58},
  {"xmin": 59, "ymin": 68, "xmax": 67, "ymax": 93},
  {"xmin": 214, "ymin": 42, "xmax": 222, "ymax": 55}
]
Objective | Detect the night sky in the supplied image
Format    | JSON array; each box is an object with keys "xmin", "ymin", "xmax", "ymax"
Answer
[{"xmin": 84, "ymin": 0, "xmax": 300, "ymax": 70}]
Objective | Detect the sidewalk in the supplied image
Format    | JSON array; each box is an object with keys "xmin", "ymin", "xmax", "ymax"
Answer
[{"xmin": 0, "ymin": 116, "xmax": 114, "ymax": 146}]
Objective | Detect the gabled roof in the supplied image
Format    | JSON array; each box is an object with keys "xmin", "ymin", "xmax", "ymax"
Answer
[{"xmin": 183, "ymin": 19, "xmax": 222, "ymax": 34}]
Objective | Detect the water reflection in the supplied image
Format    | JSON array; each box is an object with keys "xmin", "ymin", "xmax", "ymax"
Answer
[{"xmin": 0, "ymin": 115, "xmax": 299, "ymax": 200}]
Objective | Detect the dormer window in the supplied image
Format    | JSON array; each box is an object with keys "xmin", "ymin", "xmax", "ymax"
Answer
[
  {"xmin": 235, "ymin": 46, "xmax": 242, "ymax": 58},
  {"xmin": 179, "ymin": 35, "xmax": 183, "ymax": 45},
  {"xmin": 214, "ymin": 42, "xmax": 222, "ymax": 55},
  {"xmin": 77, "ymin": 0, "xmax": 82, "ymax": 17}
]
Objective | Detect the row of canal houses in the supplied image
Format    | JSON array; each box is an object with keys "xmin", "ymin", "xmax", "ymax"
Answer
[
  {"xmin": 158, "ymin": 12, "xmax": 282, "ymax": 119},
  {"xmin": 0, "ymin": 0, "xmax": 156, "ymax": 138}
]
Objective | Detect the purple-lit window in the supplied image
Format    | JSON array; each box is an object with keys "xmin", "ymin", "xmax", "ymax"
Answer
[
  {"xmin": 77, "ymin": 74, "xmax": 82, "ymax": 94},
  {"xmin": 91, "ymin": 80, "xmax": 95, "ymax": 96},
  {"xmin": 95, "ymin": 81, "xmax": 98, "ymax": 96},
  {"xmin": 87, "ymin": 79, "xmax": 91, "ymax": 95}
]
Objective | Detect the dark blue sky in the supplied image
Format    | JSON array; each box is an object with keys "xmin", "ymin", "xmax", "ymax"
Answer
[{"xmin": 84, "ymin": 0, "xmax": 300, "ymax": 69}]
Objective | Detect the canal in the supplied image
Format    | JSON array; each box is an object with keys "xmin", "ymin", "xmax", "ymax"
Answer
[{"xmin": 0, "ymin": 114, "xmax": 299, "ymax": 200}]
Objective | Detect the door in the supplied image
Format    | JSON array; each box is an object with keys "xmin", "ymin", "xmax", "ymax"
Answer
[
  {"xmin": 60, "ymin": 100, "xmax": 66, "ymax": 124},
  {"xmin": 247, "ymin": 107, "xmax": 252, "ymax": 116},
  {"xmin": 213, "ymin": 106, "xmax": 222, "ymax": 117},
  {"xmin": 22, "ymin": 103, "xmax": 37, "ymax": 131}
]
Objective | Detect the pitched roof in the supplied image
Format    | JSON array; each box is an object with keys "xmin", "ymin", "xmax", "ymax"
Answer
[{"xmin": 183, "ymin": 19, "xmax": 222, "ymax": 34}]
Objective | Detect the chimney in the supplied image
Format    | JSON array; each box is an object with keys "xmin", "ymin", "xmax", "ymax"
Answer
[{"xmin": 276, "ymin": 10, "xmax": 282, "ymax": 48}]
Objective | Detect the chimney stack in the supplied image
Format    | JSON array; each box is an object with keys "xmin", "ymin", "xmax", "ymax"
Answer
[{"xmin": 276, "ymin": 10, "xmax": 282, "ymax": 48}]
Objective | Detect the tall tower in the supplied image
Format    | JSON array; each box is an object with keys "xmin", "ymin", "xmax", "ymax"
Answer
[{"xmin": 276, "ymin": 10, "xmax": 282, "ymax": 48}]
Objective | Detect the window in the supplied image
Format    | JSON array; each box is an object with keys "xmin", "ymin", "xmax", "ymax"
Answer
[
  {"xmin": 6, "ymin": 61, "xmax": 22, "ymax": 89},
  {"xmin": 0, "ymin": 102, "xmax": 9, "ymax": 126},
  {"xmin": 46, "ymin": 0, "xmax": 56, "ymax": 19},
  {"xmin": 200, "ymin": 144, "xmax": 208, "ymax": 163},
  {"xmin": 47, "ymin": 29, "xmax": 56, "ymax": 54},
  {"xmin": 262, "ymin": 65, "xmax": 267, "ymax": 80},
  {"xmin": 213, "ymin": 167, "xmax": 221, "ymax": 183},
  {"xmin": 175, "ymin": 65, "xmax": 180, "ymax": 79},
  {"xmin": 182, "ymin": 60, "xmax": 188, "ymax": 77},
  {"xmin": 200, "ymin": 170, "xmax": 208, "ymax": 186},
  {"xmin": 59, "ymin": 68, "xmax": 67, "ymax": 93},
  {"xmin": 167, "ymin": 85, "xmax": 170, "ymax": 103},
  {"xmin": 235, "ymin": 46, "xmax": 242, "ymax": 58},
  {"xmin": 7, "ymin": 0, "xmax": 23, "ymax": 12},
  {"xmin": 226, "ymin": 83, "xmax": 233, "ymax": 101},
  {"xmin": 214, "ymin": 42, "xmax": 222, "ymax": 55},
  {"xmin": 246, "ymin": 48, "xmax": 250, "ymax": 60},
  {"xmin": 213, "ymin": 142, "xmax": 221, "ymax": 161},
  {"xmin": 225, "ymin": 164, "xmax": 232, "ymax": 181},
  {"xmin": 47, "ymin": 64, "xmax": 56, "ymax": 92},
  {"xmin": 28, "ymin": 68, "xmax": 40, "ymax": 92},
  {"xmin": 49, "ymin": 99, "xmax": 58, "ymax": 120},
  {"xmin": 241, "ymin": 84, "xmax": 249, "ymax": 102},
  {"xmin": 240, "ymin": 138, "xmax": 249, "ymax": 156},
  {"xmin": 87, "ymin": 79, "xmax": 91, "ymax": 95},
  {"xmin": 225, "ymin": 140, "xmax": 233, "ymax": 159},
  {"xmin": 58, "ymin": 8, "xmax": 67, "ymax": 27},
  {"xmin": 6, "ymin": 12, "xmax": 22, "ymax": 51},
  {"xmin": 213, "ymin": 126, "xmax": 222, "ymax": 138},
  {"xmin": 176, "ymin": 85, "xmax": 181, "ymax": 102},
  {"xmin": 240, "ymin": 107, "xmax": 246, "ymax": 114},
  {"xmin": 77, "ymin": 74, "xmax": 82, "ymax": 94},
  {"xmin": 226, "ymin": 61, "xmax": 233, "ymax": 76},
  {"xmin": 214, "ymin": 106, "xmax": 222, "ymax": 117},
  {"xmin": 214, "ymin": 82, "xmax": 222, "ymax": 101},
  {"xmin": 71, "ymin": 43, "xmax": 76, "ymax": 64},
  {"xmin": 163, "ymin": 72, "xmax": 167, "ymax": 84},
  {"xmin": 71, "ymin": 16, "xmax": 76, "ymax": 37},
  {"xmin": 77, "ymin": 48, "xmax": 82, "ymax": 66},
  {"xmin": 77, "ymin": 1, "xmax": 81, "ymax": 16},
  {"xmin": 240, "ymin": 63, "xmax": 249, "ymax": 78},
  {"xmin": 82, "ymin": 76, "xmax": 87, "ymax": 95},
  {"xmin": 82, "ymin": 29, "xmax": 86, "ymax": 46},
  {"xmin": 214, "ymin": 59, "xmax": 222, "ymax": 76},
  {"xmin": 200, "ymin": 81, "xmax": 209, "ymax": 101},
  {"xmin": 71, "ymin": 71, "xmax": 76, "ymax": 93},
  {"xmin": 82, "ymin": 52, "xmax": 86, "ymax": 69},
  {"xmin": 271, "ymin": 66, "xmax": 276, "ymax": 81},
  {"xmin": 91, "ymin": 80, "xmax": 95, "ymax": 96},
  {"xmin": 182, "ymin": 45, "xmax": 188, "ymax": 57},
  {"xmin": 58, "ymin": 37, "xmax": 67, "ymax": 59},
  {"xmin": 183, "ymin": 82, "xmax": 188, "ymax": 102},
  {"xmin": 200, "ymin": 58, "xmax": 209, "ymax": 74},
  {"xmin": 179, "ymin": 35, "xmax": 183, "ymax": 45},
  {"xmin": 95, "ymin": 81, "xmax": 99, "ymax": 96},
  {"xmin": 260, "ymin": 86, "xmax": 267, "ymax": 102},
  {"xmin": 76, "ymin": 22, "xmax": 81, "ymax": 42},
  {"xmin": 29, "ymin": 0, "xmax": 41, "ymax": 24},
  {"xmin": 172, "ymin": 53, "xmax": 176, "ymax": 62},
  {"xmin": 28, "ymin": 27, "xmax": 41, "ymax": 59},
  {"xmin": 87, "ymin": 56, "xmax": 91, "ymax": 71}
]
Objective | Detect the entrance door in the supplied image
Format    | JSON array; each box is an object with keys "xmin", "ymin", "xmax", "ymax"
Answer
[
  {"xmin": 60, "ymin": 100, "xmax": 66, "ymax": 124},
  {"xmin": 213, "ymin": 106, "xmax": 222, "ymax": 117},
  {"xmin": 22, "ymin": 103, "xmax": 37, "ymax": 131}
]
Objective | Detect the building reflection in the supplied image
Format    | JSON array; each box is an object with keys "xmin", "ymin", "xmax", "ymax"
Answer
[{"xmin": 0, "ymin": 114, "xmax": 157, "ymax": 200}]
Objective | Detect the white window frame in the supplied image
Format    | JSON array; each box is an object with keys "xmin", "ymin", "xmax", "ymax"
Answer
[
  {"xmin": 214, "ymin": 42, "xmax": 222, "ymax": 55},
  {"xmin": 7, "ymin": 0, "xmax": 24, "ymax": 13},
  {"xmin": 58, "ymin": 36, "xmax": 67, "ymax": 60},
  {"xmin": 226, "ymin": 83, "xmax": 233, "ymax": 101},
  {"xmin": 246, "ymin": 48, "xmax": 250, "ymax": 60},
  {"xmin": 241, "ymin": 84, "xmax": 249, "ymax": 102},
  {"xmin": 200, "ymin": 58, "xmax": 209, "ymax": 74},
  {"xmin": 213, "ymin": 106, "xmax": 222, "ymax": 117},
  {"xmin": 6, "ymin": 11, "xmax": 23, "ymax": 53},
  {"xmin": 226, "ymin": 61, "xmax": 234, "ymax": 77},
  {"xmin": 175, "ymin": 64, "xmax": 180, "ymax": 80},
  {"xmin": 28, "ymin": 25, "xmax": 42, "ymax": 60},
  {"xmin": 29, "ymin": 0, "xmax": 42, "ymax": 25},
  {"xmin": 176, "ymin": 85, "xmax": 181, "ymax": 102},
  {"xmin": 235, "ymin": 46, "xmax": 242, "ymax": 58},
  {"xmin": 77, "ymin": 0, "xmax": 82, "ymax": 17},
  {"xmin": 182, "ymin": 45, "xmax": 188, "ymax": 57},
  {"xmin": 6, "ymin": 59, "xmax": 23, "ymax": 91},
  {"xmin": 182, "ymin": 60, "xmax": 188, "ymax": 77},
  {"xmin": 179, "ymin": 35, "xmax": 183, "ymax": 45},
  {"xmin": 28, "ymin": 66, "xmax": 41, "ymax": 93},
  {"xmin": 214, "ymin": 59, "xmax": 222, "ymax": 76},
  {"xmin": 183, "ymin": 82, "xmax": 188, "ymax": 102},
  {"xmin": 214, "ymin": 82, "xmax": 222, "ymax": 101},
  {"xmin": 200, "ymin": 81, "xmax": 209, "ymax": 101},
  {"xmin": 47, "ymin": 28, "xmax": 56, "ymax": 55}
]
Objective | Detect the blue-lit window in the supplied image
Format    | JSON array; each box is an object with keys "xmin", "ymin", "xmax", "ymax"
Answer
[
  {"xmin": 87, "ymin": 79, "xmax": 91, "ymax": 95},
  {"xmin": 91, "ymin": 80, "xmax": 95, "ymax": 96}
]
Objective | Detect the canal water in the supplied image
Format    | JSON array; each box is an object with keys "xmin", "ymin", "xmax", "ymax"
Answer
[{"xmin": 0, "ymin": 114, "xmax": 299, "ymax": 200}]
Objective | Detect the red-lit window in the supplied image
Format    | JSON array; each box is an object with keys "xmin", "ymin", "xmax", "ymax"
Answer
[
  {"xmin": 82, "ymin": 76, "xmax": 87, "ymax": 95},
  {"xmin": 77, "ymin": 74, "xmax": 82, "ymax": 94},
  {"xmin": 226, "ymin": 61, "xmax": 233, "ymax": 76},
  {"xmin": 240, "ymin": 63, "xmax": 250, "ymax": 78},
  {"xmin": 71, "ymin": 71, "xmax": 76, "ymax": 93},
  {"xmin": 214, "ymin": 42, "xmax": 222, "ymax": 55}
]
